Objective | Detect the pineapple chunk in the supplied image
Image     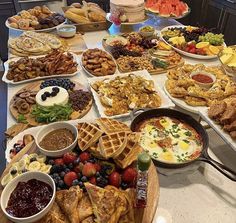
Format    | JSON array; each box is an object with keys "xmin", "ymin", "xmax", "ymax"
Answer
[{"xmin": 220, "ymin": 54, "xmax": 234, "ymax": 64}]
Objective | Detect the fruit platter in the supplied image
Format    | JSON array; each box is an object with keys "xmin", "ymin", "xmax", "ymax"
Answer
[
  {"xmin": 2, "ymin": 50, "xmax": 80, "ymax": 84},
  {"xmin": 103, "ymin": 32, "xmax": 184, "ymax": 75},
  {"xmin": 1, "ymin": 118, "xmax": 159, "ymax": 223},
  {"xmin": 145, "ymin": 0, "xmax": 190, "ymax": 19},
  {"xmin": 164, "ymin": 63, "xmax": 236, "ymax": 113},
  {"xmin": 160, "ymin": 25, "xmax": 225, "ymax": 59},
  {"xmin": 9, "ymin": 78, "xmax": 93, "ymax": 126},
  {"xmin": 6, "ymin": 5, "xmax": 66, "ymax": 32}
]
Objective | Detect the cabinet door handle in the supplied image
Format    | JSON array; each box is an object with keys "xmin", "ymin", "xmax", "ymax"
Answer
[
  {"xmin": 217, "ymin": 8, "xmax": 224, "ymax": 29},
  {"xmin": 220, "ymin": 10, "xmax": 227, "ymax": 32}
]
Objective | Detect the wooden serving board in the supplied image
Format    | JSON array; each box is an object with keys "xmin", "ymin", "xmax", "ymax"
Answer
[
  {"xmin": 10, "ymin": 80, "xmax": 93, "ymax": 127},
  {"xmin": 0, "ymin": 143, "xmax": 159, "ymax": 223}
]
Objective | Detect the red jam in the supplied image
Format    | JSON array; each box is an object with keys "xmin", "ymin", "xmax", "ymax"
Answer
[
  {"xmin": 6, "ymin": 179, "xmax": 53, "ymax": 218},
  {"xmin": 192, "ymin": 74, "xmax": 213, "ymax": 83}
]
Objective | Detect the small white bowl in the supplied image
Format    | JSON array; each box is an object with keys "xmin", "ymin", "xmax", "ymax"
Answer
[
  {"xmin": 35, "ymin": 122, "xmax": 78, "ymax": 157},
  {"xmin": 57, "ymin": 25, "xmax": 76, "ymax": 38},
  {"xmin": 139, "ymin": 26, "xmax": 155, "ymax": 37},
  {"xmin": 190, "ymin": 71, "xmax": 216, "ymax": 89},
  {"xmin": 105, "ymin": 36, "xmax": 128, "ymax": 47},
  {"xmin": 1, "ymin": 171, "xmax": 55, "ymax": 223}
]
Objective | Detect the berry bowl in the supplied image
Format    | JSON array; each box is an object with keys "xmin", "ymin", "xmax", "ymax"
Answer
[
  {"xmin": 1, "ymin": 171, "xmax": 55, "ymax": 223},
  {"xmin": 35, "ymin": 122, "xmax": 78, "ymax": 157}
]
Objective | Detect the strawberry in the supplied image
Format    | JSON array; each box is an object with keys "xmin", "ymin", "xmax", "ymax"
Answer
[
  {"xmin": 63, "ymin": 152, "xmax": 77, "ymax": 164},
  {"xmin": 54, "ymin": 158, "xmax": 64, "ymax": 165},
  {"xmin": 82, "ymin": 162, "xmax": 96, "ymax": 177},
  {"xmin": 74, "ymin": 163, "xmax": 84, "ymax": 173},
  {"xmin": 89, "ymin": 176, "xmax": 97, "ymax": 185},
  {"xmin": 93, "ymin": 163, "xmax": 101, "ymax": 172},
  {"xmin": 109, "ymin": 171, "xmax": 121, "ymax": 188},
  {"xmin": 122, "ymin": 167, "xmax": 137, "ymax": 183},
  {"xmin": 64, "ymin": 171, "xmax": 77, "ymax": 187},
  {"xmin": 79, "ymin": 152, "xmax": 90, "ymax": 163}
]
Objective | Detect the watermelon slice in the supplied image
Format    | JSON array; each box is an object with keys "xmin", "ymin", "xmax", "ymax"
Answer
[{"xmin": 159, "ymin": 4, "xmax": 171, "ymax": 17}]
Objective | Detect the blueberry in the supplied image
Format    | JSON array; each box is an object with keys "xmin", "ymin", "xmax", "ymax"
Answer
[
  {"xmin": 104, "ymin": 175, "xmax": 109, "ymax": 179},
  {"xmin": 41, "ymin": 94, "xmax": 47, "ymax": 101},
  {"xmin": 68, "ymin": 163, "xmax": 74, "ymax": 170},
  {"xmin": 10, "ymin": 169, "xmax": 17, "ymax": 175},
  {"xmin": 88, "ymin": 158, "xmax": 95, "ymax": 164},
  {"xmin": 48, "ymin": 159, "xmax": 55, "ymax": 165},
  {"xmin": 56, "ymin": 176, "xmax": 61, "ymax": 181},
  {"xmin": 95, "ymin": 172, "xmax": 100, "ymax": 177},
  {"xmin": 58, "ymin": 180, "xmax": 65, "ymax": 188},
  {"xmin": 121, "ymin": 182, "xmax": 128, "ymax": 190},
  {"xmin": 73, "ymin": 158, "xmax": 80, "ymax": 165},
  {"xmin": 50, "ymin": 91, "xmax": 57, "ymax": 97},
  {"xmin": 65, "ymin": 168, "xmax": 70, "ymax": 173},
  {"xmin": 52, "ymin": 87, "xmax": 60, "ymax": 93},
  {"xmin": 62, "ymin": 164, "xmax": 67, "ymax": 170},
  {"xmin": 53, "ymin": 173, "xmax": 59, "ymax": 178},
  {"xmin": 15, "ymin": 147, "xmax": 21, "ymax": 153},
  {"xmin": 54, "ymin": 178, "xmax": 59, "ymax": 185},
  {"xmin": 60, "ymin": 171, "xmax": 66, "ymax": 178},
  {"xmin": 30, "ymin": 157, "xmax": 37, "ymax": 162},
  {"xmin": 44, "ymin": 91, "xmax": 51, "ymax": 97},
  {"xmin": 50, "ymin": 165, "xmax": 61, "ymax": 174},
  {"xmin": 72, "ymin": 179, "xmax": 80, "ymax": 186},
  {"xmin": 96, "ymin": 177, "xmax": 101, "ymax": 182},
  {"xmin": 78, "ymin": 181, "xmax": 84, "ymax": 187},
  {"xmin": 81, "ymin": 176, "xmax": 88, "ymax": 182},
  {"xmin": 13, "ymin": 143, "xmax": 20, "ymax": 148},
  {"xmin": 77, "ymin": 172, "xmax": 82, "ymax": 179}
]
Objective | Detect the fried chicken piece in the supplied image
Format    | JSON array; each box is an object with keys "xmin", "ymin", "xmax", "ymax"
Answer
[
  {"xmin": 220, "ymin": 105, "xmax": 236, "ymax": 125},
  {"xmin": 208, "ymin": 101, "xmax": 227, "ymax": 120},
  {"xmin": 229, "ymin": 131, "xmax": 236, "ymax": 139},
  {"xmin": 185, "ymin": 96, "xmax": 207, "ymax": 107},
  {"xmin": 223, "ymin": 120, "xmax": 236, "ymax": 132}
]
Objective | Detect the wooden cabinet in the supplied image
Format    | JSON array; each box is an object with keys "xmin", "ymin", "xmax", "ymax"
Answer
[{"xmin": 221, "ymin": 7, "xmax": 236, "ymax": 45}]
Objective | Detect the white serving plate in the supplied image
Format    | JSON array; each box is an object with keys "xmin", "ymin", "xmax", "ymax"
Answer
[
  {"xmin": 5, "ymin": 19, "xmax": 66, "ymax": 33},
  {"xmin": 163, "ymin": 85, "xmax": 203, "ymax": 114},
  {"xmin": 2, "ymin": 52, "xmax": 81, "ymax": 85},
  {"xmin": 160, "ymin": 25, "xmax": 224, "ymax": 60},
  {"xmin": 199, "ymin": 107, "xmax": 236, "ymax": 152},
  {"xmin": 81, "ymin": 49, "xmax": 118, "ymax": 77},
  {"xmin": 88, "ymin": 70, "xmax": 175, "ymax": 119},
  {"xmin": 6, "ymin": 118, "xmax": 93, "ymax": 163}
]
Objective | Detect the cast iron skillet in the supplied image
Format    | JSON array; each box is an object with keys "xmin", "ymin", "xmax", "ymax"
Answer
[{"xmin": 130, "ymin": 108, "xmax": 236, "ymax": 181}]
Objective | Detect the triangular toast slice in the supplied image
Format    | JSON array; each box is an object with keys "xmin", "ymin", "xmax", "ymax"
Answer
[
  {"xmin": 84, "ymin": 183, "xmax": 123, "ymax": 223},
  {"xmin": 56, "ymin": 186, "xmax": 83, "ymax": 223},
  {"xmin": 78, "ymin": 193, "xmax": 93, "ymax": 221}
]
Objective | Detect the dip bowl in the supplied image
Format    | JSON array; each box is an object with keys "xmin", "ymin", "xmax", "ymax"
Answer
[
  {"xmin": 190, "ymin": 70, "xmax": 216, "ymax": 89},
  {"xmin": 57, "ymin": 24, "xmax": 76, "ymax": 38},
  {"xmin": 1, "ymin": 171, "xmax": 56, "ymax": 223},
  {"xmin": 35, "ymin": 122, "xmax": 78, "ymax": 157}
]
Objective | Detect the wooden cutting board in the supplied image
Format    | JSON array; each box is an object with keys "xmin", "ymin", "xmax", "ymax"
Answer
[
  {"xmin": 0, "ymin": 142, "xmax": 159, "ymax": 223},
  {"xmin": 9, "ymin": 80, "xmax": 93, "ymax": 127}
]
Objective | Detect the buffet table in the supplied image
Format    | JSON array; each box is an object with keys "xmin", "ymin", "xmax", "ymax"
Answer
[{"xmin": 6, "ymin": 17, "xmax": 236, "ymax": 223}]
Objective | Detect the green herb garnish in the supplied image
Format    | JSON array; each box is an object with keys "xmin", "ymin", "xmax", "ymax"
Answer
[
  {"xmin": 31, "ymin": 103, "xmax": 73, "ymax": 123},
  {"xmin": 17, "ymin": 114, "xmax": 28, "ymax": 124},
  {"xmin": 151, "ymin": 58, "xmax": 169, "ymax": 69},
  {"xmin": 184, "ymin": 131, "xmax": 192, "ymax": 137}
]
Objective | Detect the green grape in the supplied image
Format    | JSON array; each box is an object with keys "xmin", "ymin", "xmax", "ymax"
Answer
[{"xmin": 199, "ymin": 32, "xmax": 224, "ymax": 45}]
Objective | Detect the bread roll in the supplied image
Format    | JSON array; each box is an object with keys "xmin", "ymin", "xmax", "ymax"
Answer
[
  {"xmin": 68, "ymin": 7, "xmax": 86, "ymax": 17},
  {"xmin": 65, "ymin": 10, "xmax": 90, "ymax": 24}
]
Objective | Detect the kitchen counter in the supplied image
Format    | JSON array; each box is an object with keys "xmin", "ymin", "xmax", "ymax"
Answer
[{"xmin": 7, "ymin": 17, "xmax": 236, "ymax": 223}]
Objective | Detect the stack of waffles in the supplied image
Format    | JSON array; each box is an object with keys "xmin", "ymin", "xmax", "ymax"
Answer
[{"xmin": 77, "ymin": 118, "xmax": 142, "ymax": 169}]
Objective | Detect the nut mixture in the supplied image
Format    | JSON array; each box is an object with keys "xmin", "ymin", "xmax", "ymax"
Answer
[
  {"xmin": 82, "ymin": 48, "xmax": 116, "ymax": 76},
  {"xmin": 7, "ymin": 50, "xmax": 78, "ymax": 82},
  {"xmin": 91, "ymin": 74, "xmax": 162, "ymax": 116}
]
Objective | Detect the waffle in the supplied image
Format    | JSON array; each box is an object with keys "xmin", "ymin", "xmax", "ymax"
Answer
[
  {"xmin": 99, "ymin": 132, "xmax": 127, "ymax": 158},
  {"xmin": 96, "ymin": 118, "xmax": 131, "ymax": 135},
  {"xmin": 114, "ymin": 133, "xmax": 142, "ymax": 169},
  {"xmin": 78, "ymin": 122, "xmax": 103, "ymax": 151}
]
